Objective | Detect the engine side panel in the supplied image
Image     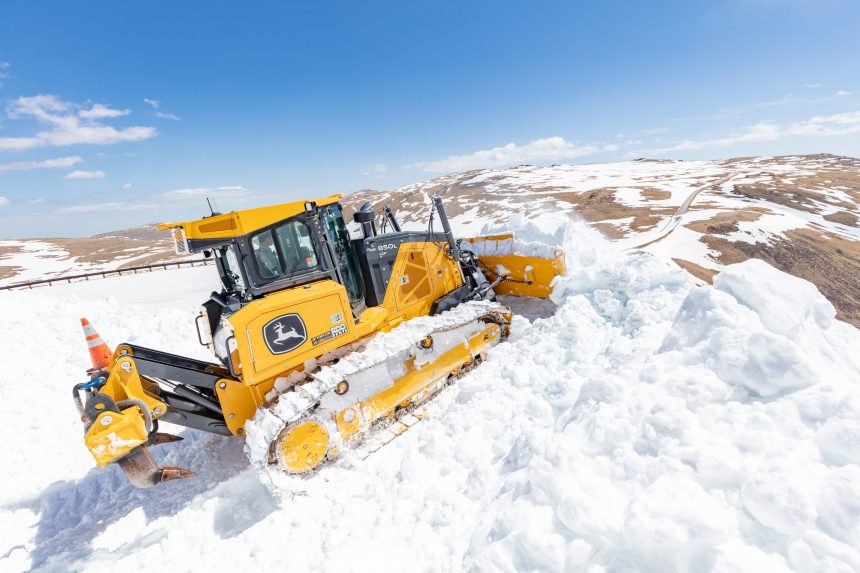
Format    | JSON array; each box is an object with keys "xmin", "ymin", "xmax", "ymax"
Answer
[
  {"xmin": 379, "ymin": 241, "xmax": 463, "ymax": 324},
  {"xmin": 228, "ymin": 280, "xmax": 361, "ymax": 387},
  {"xmin": 353, "ymin": 232, "xmax": 455, "ymax": 307}
]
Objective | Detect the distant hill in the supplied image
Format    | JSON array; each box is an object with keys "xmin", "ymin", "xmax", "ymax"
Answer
[
  {"xmin": 3, "ymin": 154, "xmax": 858, "ymax": 326},
  {"xmin": 0, "ymin": 224, "xmax": 184, "ymax": 285}
]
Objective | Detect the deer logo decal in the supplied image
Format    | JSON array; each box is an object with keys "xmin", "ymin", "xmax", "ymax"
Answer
[{"xmin": 262, "ymin": 313, "xmax": 307, "ymax": 354}]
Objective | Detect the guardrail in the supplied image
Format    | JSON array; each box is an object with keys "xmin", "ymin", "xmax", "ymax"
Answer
[{"xmin": 0, "ymin": 258, "xmax": 214, "ymax": 291}]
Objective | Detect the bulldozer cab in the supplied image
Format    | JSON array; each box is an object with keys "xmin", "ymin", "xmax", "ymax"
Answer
[{"xmin": 159, "ymin": 196, "xmax": 366, "ymax": 312}]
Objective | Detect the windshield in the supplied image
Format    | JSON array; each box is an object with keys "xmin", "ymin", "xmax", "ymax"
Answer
[
  {"xmin": 219, "ymin": 244, "xmax": 246, "ymax": 293},
  {"xmin": 250, "ymin": 219, "xmax": 318, "ymax": 281}
]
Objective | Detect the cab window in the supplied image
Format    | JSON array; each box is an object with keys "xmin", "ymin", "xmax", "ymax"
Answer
[
  {"xmin": 219, "ymin": 244, "xmax": 246, "ymax": 293},
  {"xmin": 250, "ymin": 219, "xmax": 318, "ymax": 281}
]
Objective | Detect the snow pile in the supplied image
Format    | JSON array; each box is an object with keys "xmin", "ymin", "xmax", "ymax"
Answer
[
  {"xmin": 0, "ymin": 240, "xmax": 78, "ymax": 285},
  {"xmin": 2, "ymin": 217, "xmax": 860, "ymax": 572},
  {"xmin": 468, "ymin": 212, "xmax": 568, "ymax": 258},
  {"xmin": 466, "ymin": 234, "xmax": 560, "ymax": 261}
]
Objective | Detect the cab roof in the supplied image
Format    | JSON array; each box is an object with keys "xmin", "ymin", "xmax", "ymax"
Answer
[{"xmin": 157, "ymin": 194, "xmax": 343, "ymax": 242}]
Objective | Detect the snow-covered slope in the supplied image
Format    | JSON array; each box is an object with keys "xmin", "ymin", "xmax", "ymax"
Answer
[
  {"xmin": 343, "ymin": 154, "xmax": 860, "ymax": 326},
  {"xmin": 0, "ymin": 225, "xmax": 187, "ymax": 286},
  {"xmin": 2, "ymin": 215, "xmax": 859, "ymax": 572}
]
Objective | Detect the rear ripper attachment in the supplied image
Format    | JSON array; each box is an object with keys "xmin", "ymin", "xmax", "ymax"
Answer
[
  {"xmin": 73, "ymin": 319, "xmax": 224, "ymax": 487},
  {"xmin": 70, "ymin": 193, "xmax": 564, "ymax": 487}
]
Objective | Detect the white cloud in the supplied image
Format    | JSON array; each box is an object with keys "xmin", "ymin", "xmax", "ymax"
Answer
[
  {"xmin": 0, "ymin": 196, "xmax": 9, "ymax": 207},
  {"xmin": 0, "ymin": 136, "xmax": 44, "ymax": 151},
  {"xmin": 363, "ymin": 163, "xmax": 389, "ymax": 175},
  {"xmin": 673, "ymin": 93, "xmax": 854, "ymax": 124},
  {"xmin": 154, "ymin": 111, "xmax": 181, "ymax": 121},
  {"xmin": 143, "ymin": 98, "xmax": 160, "ymax": 109},
  {"xmin": 804, "ymin": 82, "xmax": 822, "ymax": 89},
  {"xmin": 628, "ymin": 109, "xmax": 860, "ymax": 157},
  {"xmin": 40, "ymin": 124, "xmax": 155, "ymax": 147},
  {"xmin": 2, "ymin": 95, "xmax": 156, "ymax": 150},
  {"xmin": 65, "ymin": 170, "xmax": 106, "ymax": 180},
  {"xmin": 79, "ymin": 103, "xmax": 130, "ymax": 119},
  {"xmin": 410, "ymin": 137, "xmax": 606, "ymax": 172},
  {"xmin": 54, "ymin": 202, "xmax": 158, "ymax": 214},
  {"xmin": 122, "ymin": 182, "xmax": 133, "ymax": 189},
  {"xmin": 163, "ymin": 185, "xmax": 251, "ymax": 201},
  {"xmin": 785, "ymin": 109, "xmax": 860, "ymax": 136},
  {"xmin": 7, "ymin": 94, "xmax": 71, "ymax": 122},
  {"xmin": 0, "ymin": 155, "xmax": 83, "ymax": 175},
  {"xmin": 0, "ymin": 61, "xmax": 8, "ymax": 87},
  {"xmin": 27, "ymin": 198, "xmax": 47, "ymax": 205}
]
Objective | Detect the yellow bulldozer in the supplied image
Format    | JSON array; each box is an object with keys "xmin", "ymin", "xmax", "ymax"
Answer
[{"xmin": 72, "ymin": 195, "xmax": 564, "ymax": 487}]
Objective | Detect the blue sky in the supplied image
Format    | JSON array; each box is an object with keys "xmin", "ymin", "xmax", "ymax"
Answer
[{"xmin": 1, "ymin": 0, "xmax": 859, "ymax": 238}]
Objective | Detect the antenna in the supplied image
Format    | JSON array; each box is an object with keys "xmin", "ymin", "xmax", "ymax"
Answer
[{"xmin": 206, "ymin": 197, "xmax": 215, "ymax": 216}]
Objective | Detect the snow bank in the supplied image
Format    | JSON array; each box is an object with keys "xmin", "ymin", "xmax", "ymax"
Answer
[
  {"xmin": 2, "ymin": 216, "xmax": 860, "ymax": 572},
  {"xmin": 465, "ymin": 213, "xmax": 566, "ymax": 260},
  {"xmin": 713, "ymin": 259, "xmax": 836, "ymax": 335}
]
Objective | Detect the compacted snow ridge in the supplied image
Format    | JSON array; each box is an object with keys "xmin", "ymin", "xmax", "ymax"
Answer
[{"xmin": 2, "ymin": 212, "xmax": 860, "ymax": 572}]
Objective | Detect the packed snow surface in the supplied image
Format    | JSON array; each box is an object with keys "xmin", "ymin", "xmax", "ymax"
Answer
[{"xmin": 2, "ymin": 215, "xmax": 860, "ymax": 572}]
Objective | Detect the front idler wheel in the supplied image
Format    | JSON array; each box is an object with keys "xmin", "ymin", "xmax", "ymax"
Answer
[{"xmin": 273, "ymin": 417, "xmax": 332, "ymax": 474}]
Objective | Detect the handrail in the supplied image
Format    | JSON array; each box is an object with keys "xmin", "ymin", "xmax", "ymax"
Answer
[{"xmin": 0, "ymin": 258, "xmax": 213, "ymax": 291}]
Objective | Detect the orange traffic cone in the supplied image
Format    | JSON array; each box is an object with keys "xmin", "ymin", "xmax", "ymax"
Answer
[{"xmin": 81, "ymin": 318, "xmax": 114, "ymax": 370}]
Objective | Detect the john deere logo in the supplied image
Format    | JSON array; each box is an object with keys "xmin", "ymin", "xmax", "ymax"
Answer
[{"xmin": 263, "ymin": 314, "xmax": 307, "ymax": 354}]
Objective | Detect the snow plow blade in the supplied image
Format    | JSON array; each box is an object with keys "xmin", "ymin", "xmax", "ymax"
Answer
[{"xmin": 464, "ymin": 233, "xmax": 565, "ymax": 298}]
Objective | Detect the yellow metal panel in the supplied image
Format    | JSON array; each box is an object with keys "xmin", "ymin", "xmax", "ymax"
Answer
[
  {"xmin": 381, "ymin": 242, "xmax": 464, "ymax": 323},
  {"xmin": 100, "ymin": 351, "xmax": 167, "ymax": 420},
  {"xmin": 228, "ymin": 280, "xmax": 358, "ymax": 387},
  {"xmin": 355, "ymin": 306, "xmax": 389, "ymax": 332},
  {"xmin": 480, "ymin": 251, "xmax": 564, "ymax": 298},
  {"xmin": 156, "ymin": 194, "xmax": 342, "ymax": 241},
  {"xmin": 214, "ymin": 376, "xmax": 270, "ymax": 436},
  {"xmin": 84, "ymin": 408, "xmax": 149, "ymax": 467},
  {"xmin": 277, "ymin": 419, "xmax": 330, "ymax": 473},
  {"xmin": 395, "ymin": 249, "xmax": 432, "ymax": 308}
]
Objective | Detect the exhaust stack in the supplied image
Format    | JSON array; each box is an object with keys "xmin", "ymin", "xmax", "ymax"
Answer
[
  {"xmin": 353, "ymin": 202, "xmax": 377, "ymax": 239},
  {"xmin": 432, "ymin": 196, "xmax": 460, "ymax": 262}
]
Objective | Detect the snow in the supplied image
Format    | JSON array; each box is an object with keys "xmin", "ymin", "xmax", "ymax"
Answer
[
  {"xmin": 713, "ymin": 259, "xmax": 836, "ymax": 335},
  {"xmin": 725, "ymin": 212, "xmax": 809, "ymax": 246},
  {"xmin": 2, "ymin": 214, "xmax": 860, "ymax": 572},
  {"xmin": 0, "ymin": 241, "xmax": 77, "ymax": 284},
  {"xmin": 0, "ymin": 240, "xmax": 190, "ymax": 288},
  {"xmin": 464, "ymin": 214, "xmax": 562, "ymax": 260}
]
